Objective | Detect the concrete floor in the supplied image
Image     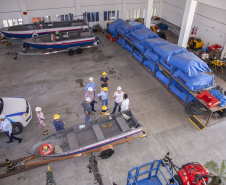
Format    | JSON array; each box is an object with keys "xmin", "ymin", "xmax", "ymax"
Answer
[{"xmin": 0, "ymin": 32, "xmax": 226, "ymax": 185}]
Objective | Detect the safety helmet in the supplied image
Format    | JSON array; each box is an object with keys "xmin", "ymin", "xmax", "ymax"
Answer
[
  {"xmin": 102, "ymin": 72, "xmax": 107, "ymax": 76},
  {"xmin": 117, "ymin": 86, "xmax": 122, "ymax": 91},
  {"xmin": 54, "ymin": 114, "xmax": 60, "ymax": 120},
  {"xmin": 35, "ymin": 107, "xmax": 42, "ymax": 112},
  {"xmin": 88, "ymin": 87, "xmax": 93, "ymax": 91},
  {"xmin": 86, "ymin": 97, "xmax": 92, "ymax": 102},
  {"xmin": 89, "ymin": 77, "xmax": 94, "ymax": 81},
  {"xmin": 102, "ymin": 105, "xmax": 107, "ymax": 111},
  {"xmin": 0, "ymin": 114, "xmax": 5, "ymax": 119},
  {"xmin": 103, "ymin": 87, "xmax": 108, "ymax": 91}
]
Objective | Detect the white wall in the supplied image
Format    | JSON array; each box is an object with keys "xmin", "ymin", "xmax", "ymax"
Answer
[{"xmin": 161, "ymin": 0, "xmax": 226, "ymax": 58}]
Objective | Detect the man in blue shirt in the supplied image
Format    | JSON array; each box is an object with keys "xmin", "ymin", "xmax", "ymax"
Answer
[
  {"xmin": 85, "ymin": 77, "xmax": 97, "ymax": 103},
  {"xmin": 53, "ymin": 114, "xmax": 65, "ymax": 132},
  {"xmin": 97, "ymin": 87, "xmax": 108, "ymax": 106}
]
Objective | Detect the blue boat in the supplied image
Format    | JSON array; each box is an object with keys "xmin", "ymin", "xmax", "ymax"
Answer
[
  {"xmin": 23, "ymin": 30, "xmax": 98, "ymax": 49},
  {"xmin": 0, "ymin": 20, "xmax": 88, "ymax": 38}
]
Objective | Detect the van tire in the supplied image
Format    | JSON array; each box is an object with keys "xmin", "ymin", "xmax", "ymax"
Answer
[{"xmin": 12, "ymin": 122, "xmax": 23, "ymax": 135}]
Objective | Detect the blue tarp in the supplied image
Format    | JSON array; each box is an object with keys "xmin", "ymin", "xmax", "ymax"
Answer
[
  {"xmin": 117, "ymin": 37, "xmax": 124, "ymax": 47},
  {"xmin": 121, "ymin": 21, "xmax": 145, "ymax": 33},
  {"xmin": 107, "ymin": 19, "xmax": 125, "ymax": 38},
  {"xmin": 116, "ymin": 26, "xmax": 126, "ymax": 36},
  {"xmin": 156, "ymin": 70, "xmax": 170, "ymax": 86},
  {"xmin": 141, "ymin": 38, "xmax": 170, "ymax": 50},
  {"xmin": 170, "ymin": 81, "xmax": 196, "ymax": 103},
  {"xmin": 168, "ymin": 52, "xmax": 211, "ymax": 77},
  {"xmin": 210, "ymin": 89, "xmax": 226, "ymax": 107},
  {"xmin": 144, "ymin": 49, "xmax": 159, "ymax": 63},
  {"xmin": 124, "ymin": 40, "xmax": 133, "ymax": 53},
  {"xmin": 133, "ymin": 49, "xmax": 143, "ymax": 63},
  {"xmin": 133, "ymin": 40, "xmax": 147, "ymax": 52},
  {"xmin": 128, "ymin": 28, "xmax": 159, "ymax": 41},
  {"xmin": 153, "ymin": 43, "xmax": 188, "ymax": 63},
  {"xmin": 159, "ymin": 60, "xmax": 177, "ymax": 74},
  {"xmin": 173, "ymin": 69, "xmax": 214, "ymax": 91},
  {"xmin": 143, "ymin": 59, "xmax": 158, "ymax": 73}
]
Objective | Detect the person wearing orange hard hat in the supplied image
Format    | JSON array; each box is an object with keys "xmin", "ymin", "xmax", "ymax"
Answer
[
  {"xmin": 53, "ymin": 114, "xmax": 65, "ymax": 132},
  {"xmin": 100, "ymin": 72, "xmax": 109, "ymax": 92}
]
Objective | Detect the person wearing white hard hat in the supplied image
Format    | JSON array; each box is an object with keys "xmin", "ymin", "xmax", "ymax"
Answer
[
  {"xmin": 35, "ymin": 107, "xmax": 48, "ymax": 135},
  {"xmin": 85, "ymin": 87, "xmax": 96, "ymax": 112},
  {"xmin": 111, "ymin": 86, "xmax": 124, "ymax": 114},
  {"xmin": 85, "ymin": 77, "xmax": 97, "ymax": 103},
  {"xmin": 81, "ymin": 97, "xmax": 92, "ymax": 122},
  {"xmin": 0, "ymin": 114, "xmax": 23, "ymax": 143}
]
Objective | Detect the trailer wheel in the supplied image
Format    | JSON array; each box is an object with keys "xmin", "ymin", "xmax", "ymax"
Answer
[
  {"xmin": 173, "ymin": 175, "xmax": 183, "ymax": 185},
  {"xmin": 22, "ymin": 43, "xmax": 30, "ymax": 50},
  {"xmin": 76, "ymin": 48, "xmax": 83, "ymax": 54},
  {"xmin": 100, "ymin": 149, "xmax": 114, "ymax": 159},
  {"xmin": 68, "ymin": 49, "xmax": 75, "ymax": 56}
]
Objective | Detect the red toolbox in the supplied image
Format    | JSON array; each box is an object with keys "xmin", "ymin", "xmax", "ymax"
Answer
[{"xmin": 197, "ymin": 90, "xmax": 220, "ymax": 108}]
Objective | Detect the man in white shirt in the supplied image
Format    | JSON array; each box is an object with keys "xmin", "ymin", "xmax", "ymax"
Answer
[
  {"xmin": 111, "ymin": 86, "xmax": 124, "ymax": 114},
  {"xmin": 0, "ymin": 114, "xmax": 22, "ymax": 143},
  {"xmin": 121, "ymin": 94, "xmax": 129, "ymax": 111}
]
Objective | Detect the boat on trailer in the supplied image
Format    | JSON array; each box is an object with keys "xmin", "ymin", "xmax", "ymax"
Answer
[
  {"xmin": 32, "ymin": 110, "xmax": 143, "ymax": 158},
  {"xmin": 0, "ymin": 20, "xmax": 88, "ymax": 38},
  {"xmin": 23, "ymin": 30, "xmax": 98, "ymax": 49}
]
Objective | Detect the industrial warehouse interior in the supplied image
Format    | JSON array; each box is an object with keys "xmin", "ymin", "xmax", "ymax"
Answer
[{"xmin": 0, "ymin": 0, "xmax": 226, "ymax": 185}]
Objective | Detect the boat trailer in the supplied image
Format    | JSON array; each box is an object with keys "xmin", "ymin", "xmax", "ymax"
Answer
[
  {"xmin": 7, "ymin": 44, "xmax": 99, "ymax": 60},
  {"xmin": 0, "ymin": 130, "xmax": 147, "ymax": 179}
]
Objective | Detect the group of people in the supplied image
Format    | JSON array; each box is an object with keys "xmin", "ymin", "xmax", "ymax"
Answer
[
  {"xmin": 81, "ymin": 72, "xmax": 130, "ymax": 122},
  {"xmin": 0, "ymin": 72, "xmax": 130, "ymax": 144}
]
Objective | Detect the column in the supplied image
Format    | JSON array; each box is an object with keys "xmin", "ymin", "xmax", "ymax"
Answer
[
  {"xmin": 221, "ymin": 42, "xmax": 226, "ymax": 59},
  {"xmin": 158, "ymin": 0, "xmax": 163, "ymax": 18},
  {"xmin": 144, "ymin": 0, "xmax": 153, "ymax": 29},
  {"xmin": 121, "ymin": 0, "xmax": 127, "ymax": 20},
  {"xmin": 178, "ymin": 0, "xmax": 197, "ymax": 48},
  {"xmin": 75, "ymin": 0, "xmax": 81, "ymax": 17},
  {"xmin": 18, "ymin": 0, "xmax": 30, "ymax": 24}
]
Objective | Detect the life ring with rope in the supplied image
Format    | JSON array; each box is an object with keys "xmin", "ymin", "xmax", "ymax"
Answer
[{"xmin": 38, "ymin": 143, "xmax": 53, "ymax": 155}]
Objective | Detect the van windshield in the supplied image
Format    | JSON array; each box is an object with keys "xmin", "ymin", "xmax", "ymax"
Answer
[{"xmin": 0, "ymin": 98, "xmax": 3, "ymax": 114}]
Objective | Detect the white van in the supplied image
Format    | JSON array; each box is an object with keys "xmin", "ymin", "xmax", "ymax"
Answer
[{"xmin": 0, "ymin": 97, "xmax": 32, "ymax": 135}]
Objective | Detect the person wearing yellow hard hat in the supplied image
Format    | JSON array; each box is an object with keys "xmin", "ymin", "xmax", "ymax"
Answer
[
  {"xmin": 53, "ymin": 114, "xmax": 65, "ymax": 132},
  {"xmin": 99, "ymin": 105, "xmax": 110, "ymax": 118},
  {"xmin": 97, "ymin": 87, "xmax": 108, "ymax": 106},
  {"xmin": 100, "ymin": 72, "xmax": 109, "ymax": 92}
]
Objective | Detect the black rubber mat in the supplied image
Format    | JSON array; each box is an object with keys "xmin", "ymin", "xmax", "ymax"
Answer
[{"xmin": 188, "ymin": 115, "xmax": 206, "ymax": 130}]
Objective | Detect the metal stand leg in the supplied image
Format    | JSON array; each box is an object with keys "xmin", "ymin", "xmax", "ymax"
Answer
[{"xmin": 206, "ymin": 111, "xmax": 213, "ymax": 126}]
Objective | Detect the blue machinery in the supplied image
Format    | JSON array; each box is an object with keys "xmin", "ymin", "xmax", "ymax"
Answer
[{"xmin": 127, "ymin": 160, "xmax": 178, "ymax": 185}]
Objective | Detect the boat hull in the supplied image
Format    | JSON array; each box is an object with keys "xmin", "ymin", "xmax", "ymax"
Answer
[
  {"xmin": 24, "ymin": 38, "xmax": 97, "ymax": 49},
  {"xmin": 40, "ymin": 127, "xmax": 143, "ymax": 157},
  {"xmin": 1, "ymin": 26, "xmax": 88, "ymax": 38}
]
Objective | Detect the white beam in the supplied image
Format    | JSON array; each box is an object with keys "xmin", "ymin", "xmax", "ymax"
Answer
[
  {"xmin": 144, "ymin": 0, "xmax": 153, "ymax": 29},
  {"xmin": 178, "ymin": 0, "xmax": 197, "ymax": 48},
  {"xmin": 121, "ymin": 0, "xmax": 127, "ymax": 20}
]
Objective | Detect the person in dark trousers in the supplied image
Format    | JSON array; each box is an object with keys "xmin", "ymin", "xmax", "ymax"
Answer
[
  {"xmin": 81, "ymin": 97, "xmax": 92, "ymax": 122},
  {"xmin": 0, "ymin": 114, "xmax": 22, "ymax": 143},
  {"xmin": 53, "ymin": 114, "xmax": 65, "ymax": 132},
  {"xmin": 85, "ymin": 87, "xmax": 96, "ymax": 112},
  {"xmin": 111, "ymin": 86, "xmax": 124, "ymax": 114},
  {"xmin": 100, "ymin": 72, "xmax": 109, "ymax": 92}
]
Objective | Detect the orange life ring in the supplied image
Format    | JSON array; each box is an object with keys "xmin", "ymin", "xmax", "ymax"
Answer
[{"xmin": 38, "ymin": 143, "xmax": 53, "ymax": 155}]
